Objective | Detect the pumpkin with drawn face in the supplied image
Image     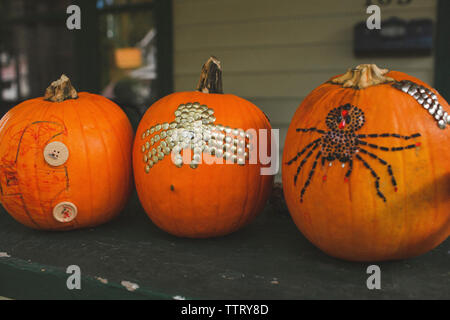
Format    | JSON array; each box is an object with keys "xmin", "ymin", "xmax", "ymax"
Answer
[
  {"xmin": 282, "ymin": 64, "xmax": 450, "ymax": 261},
  {"xmin": 0, "ymin": 75, "xmax": 133, "ymax": 230}
]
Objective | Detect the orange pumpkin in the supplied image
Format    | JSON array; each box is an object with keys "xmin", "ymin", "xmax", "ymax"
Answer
[
  {"xmin": 0, "ymin": 75, "xmax": 133, "ymax": 230},
  {"xmin": 133, "ymin": 57, "xmax": 273, "ymax": 238},
  {"xmin": 282, "ymin": 64, "xmax": 450, "ymax": 261}
]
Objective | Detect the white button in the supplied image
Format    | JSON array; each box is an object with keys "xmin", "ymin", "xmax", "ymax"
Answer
[
  {"xmin": 53, "ymin": 202, "xmax": 77, "ymax": 223},
  {"xmin": 43, "ymin": 141, "xmax": 69, "ymax": 166}
]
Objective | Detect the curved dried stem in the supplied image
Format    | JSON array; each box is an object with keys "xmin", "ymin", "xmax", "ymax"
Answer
[
  {"xmin": 196, "ymin": 56, "xmax": 223, "ymax": 94},
  {"xmin": 331, "ymin": 64, "xmax": 395, "ymax": 89},
  {"xmin": 44, "ymin": 74, "xmax": 78, "ymax": 102}
]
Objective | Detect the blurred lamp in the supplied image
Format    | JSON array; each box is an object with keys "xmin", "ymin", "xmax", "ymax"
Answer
[{"xmin": 115, "ymin": 48, "xmax": 143, "ymax": 69}]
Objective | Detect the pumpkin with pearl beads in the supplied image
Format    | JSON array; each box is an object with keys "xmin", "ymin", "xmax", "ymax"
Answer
[{"xmin": 133, "ymin": 57, "xmax": 273, "ymax": 238}]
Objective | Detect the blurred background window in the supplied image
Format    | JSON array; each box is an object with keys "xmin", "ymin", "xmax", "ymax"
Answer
[
  {"xmin": 97, "ymin": 0, "xmax": 158, "ymax": 115},
  {"xmin": 0, "ymin": 0, "xmax": 173, "ymax": 128},
  {"xmin": 0, "ymin": 0, "xmax": 75, "ymax": 104}
]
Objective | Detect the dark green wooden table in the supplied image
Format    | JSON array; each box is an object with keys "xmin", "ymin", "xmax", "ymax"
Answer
[{"xmin": 0, "ymin": 190, "xmax": 448, "ymax": 300}]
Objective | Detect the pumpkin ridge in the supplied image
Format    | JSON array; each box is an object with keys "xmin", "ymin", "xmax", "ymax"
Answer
[
  {"xmin": 84, "ymin": 99, "xmax": 114, "ymax": 223},
  {"xmin": 11, "ymin": 103, "xmax": 44, "ymax": 229},
  {"xmin": 92, "ymin": 97, "xmax": 133, "ymax": 218},
  {"xmin": 392, "ymin": 91, "xmax": 409, "ymax": 257},
  {"xmin": 232, "ymin": 99, "xmax": 255, "ymax": 232},
  {"xmin": 72, "ymin": 100, "xmax": 95, "ymax": 226},
  {"xmin": 411, "ymin": 108, "xmax": 439, "ymax": 255},
  {"xmin": 24, "ymin": 100, "xmax": 51, "ymax": 228},
  {"xmin": 167, "ymin": 93, "xmax": 186, "ymax": 236}
]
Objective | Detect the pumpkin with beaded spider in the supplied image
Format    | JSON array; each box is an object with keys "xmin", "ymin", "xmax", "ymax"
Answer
[
  {"xmin": 282, "ymin": 64, "xmax": 449, "ymax": 261},
  {"xmin": 287, "ymin": 103, "xmax": 421, "ymax": 203}
]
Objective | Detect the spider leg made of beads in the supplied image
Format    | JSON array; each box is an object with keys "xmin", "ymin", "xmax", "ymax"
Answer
[
  {"xmin": 293, "ymin": 142, "xmax": 321, "ymax": 186},
  {"xmin": 357, "ymin": 133, "xmax": 421, "ymax": 140},
  {"xmin": 344, "ymin": 159, "xmax": 353, "ymax": 180},
  {"xmin": 296, "ymin": 128, "xmax": 327, "ymax": 134},
  {"xmin": 300, "ymin": 150, "xmax": 322, "ymax": 202},
  {"xmin": 358, "ymin": 148, "xmax": 397, "ymax": 190},
  {"xmin": 286, "ymin": 138, "xmax": 321, "ymax": 165},
  {"xmin": 355, "ymin": 153, "xmax": 386, "ymax": 202},
  {"xmin": 356, "ymin": 139, "xmax": 420, "ymax": 152}
]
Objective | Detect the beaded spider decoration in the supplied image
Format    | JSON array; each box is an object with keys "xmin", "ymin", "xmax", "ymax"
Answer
[
  {"xmin": 139, "ymin": 102, "xmax": 250, "ymax": 173},
  {"xmin": 286, "ymin": 103, "xmax": 422, "ymax": 202}
]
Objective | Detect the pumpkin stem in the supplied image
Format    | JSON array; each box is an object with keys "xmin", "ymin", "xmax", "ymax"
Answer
[
  {"xmin": 331, "ymin": 64, "xmax": 395, "ymax": 89},
  {"xmin": 196, "ymin": 56, "xmax": 223, "ymax": 94},
  {"xmin": 44, "ymin": 74, "xmax": 78, "ymax": 102}
]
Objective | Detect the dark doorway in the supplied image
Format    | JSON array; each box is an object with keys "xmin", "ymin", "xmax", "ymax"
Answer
[{"xmin": 0, "ymin": 0, "xmax": 173, "ymax": 128}]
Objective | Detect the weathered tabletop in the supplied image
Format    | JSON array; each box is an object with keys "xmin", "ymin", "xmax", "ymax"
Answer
[{"xmin": 0, "ymin": 190, "xmax": 448, "ymax": 299}]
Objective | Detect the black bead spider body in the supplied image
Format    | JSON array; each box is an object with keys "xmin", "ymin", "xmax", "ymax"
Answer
[{"xmin": 286, "ymin": 103, "xmax": 421, "ymax": 203}]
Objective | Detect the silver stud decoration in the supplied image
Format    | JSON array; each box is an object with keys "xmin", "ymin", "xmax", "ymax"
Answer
[
  {"xmin": 140, "ymin": 102, "xmax": 250, "ymax": 172},
  {"xmin": 392, "ymin": 80, "xmax": 449, "ymax": 129}
]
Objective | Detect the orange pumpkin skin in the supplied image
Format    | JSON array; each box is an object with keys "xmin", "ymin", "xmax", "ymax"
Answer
[
  {"xmin": 0, "ymin": 92, "xmax": 133, "ymax": 230},
  {"xmin": 282, "ymin": 69, "xmax": 450, "ymax": 261},
  {"xmin": 133, "ymin": 91, "xmax": 273, "ymax": 238}
]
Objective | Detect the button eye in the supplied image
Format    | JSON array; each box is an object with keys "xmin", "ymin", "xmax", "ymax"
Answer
[
  {"xmin": 44, "ymin": 141, "xmax": 69, "ymax": 166},
  {"xmin": 53, "ymin": 201, "xmax": 77, "ymax": 223}
]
